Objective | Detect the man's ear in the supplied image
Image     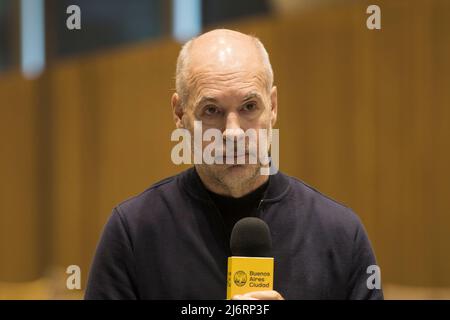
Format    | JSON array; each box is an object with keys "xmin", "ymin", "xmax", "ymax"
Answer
[
  {"xmin": 270, "ymin": 86, "xmax": 278, "ymax": 127},
  {"xmin": 171, "ymin": 93, "xmax": 184, "ymax": 128}
]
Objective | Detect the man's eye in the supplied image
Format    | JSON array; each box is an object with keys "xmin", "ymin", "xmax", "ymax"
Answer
[
  {"xmin": 204, "ymin": 105, "xmax": 220, "ymax": 116},
  {"xmin": 242, "ymin": 102, "xmax": 257, "ymax": 112}
]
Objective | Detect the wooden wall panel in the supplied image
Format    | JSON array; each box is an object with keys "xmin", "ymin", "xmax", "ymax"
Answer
[
  {"xmin": 0, "ymin": 74, "xmax": 42, "ymax": 281},
  {"xmin": 429, "ymin": 0, "xmax": 450, "ymax": 286},
  {"xmin": 48, "ymin": 61, "xmax": 85, "ymax": 274}
]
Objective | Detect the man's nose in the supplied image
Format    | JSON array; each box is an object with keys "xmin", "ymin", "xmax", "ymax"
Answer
[{"xmin": 223, "ymin": 112, "xmax": 244, "ymax": 142}]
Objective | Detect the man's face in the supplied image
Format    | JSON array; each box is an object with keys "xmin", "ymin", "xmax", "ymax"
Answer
[
  {"xmin": 173, "ymin": 31, "xmax": 277, "ymax": 195},
  {"xmin": 184, "ymin": 68, "xmax": 276, "ymax": 193}
]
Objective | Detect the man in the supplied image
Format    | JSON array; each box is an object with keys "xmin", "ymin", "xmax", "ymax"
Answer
[{"xmin": 85, "ymin": 29, "xmax": 383, "ymax": 300}]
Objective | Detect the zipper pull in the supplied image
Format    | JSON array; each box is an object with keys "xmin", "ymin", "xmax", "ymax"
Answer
[{"xmin": 257, "ymin": 199, "xmax": 264, "ymax": 210}]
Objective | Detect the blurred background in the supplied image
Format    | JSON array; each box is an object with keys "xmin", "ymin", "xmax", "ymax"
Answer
[{"xmin": 0, "ymin": 0, "xmax": 449, "ymax": 299}]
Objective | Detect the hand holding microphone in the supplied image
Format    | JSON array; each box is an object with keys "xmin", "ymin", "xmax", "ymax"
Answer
[{"xmin": 227, "ymin": 217, "xmax": 285, "ymax": 300}]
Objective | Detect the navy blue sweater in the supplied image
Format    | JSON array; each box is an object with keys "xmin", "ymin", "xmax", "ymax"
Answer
[{"xmin": 85, "ymin": 167, "xmax": 383, "ymax": 300}]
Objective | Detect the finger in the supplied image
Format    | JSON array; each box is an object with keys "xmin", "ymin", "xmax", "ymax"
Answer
[
  {"xmin": 242, "ymin": 290, "xmax": 284, "ymax": 300},
  {"xmin": 232, "ymin": 294, "xmax": 258, "ymax": 300}
]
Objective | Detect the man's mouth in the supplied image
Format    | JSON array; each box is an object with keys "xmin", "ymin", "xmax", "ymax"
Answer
[{"xmin": 214, "ymin": 152, "xmax": 250, "ymax": 163}]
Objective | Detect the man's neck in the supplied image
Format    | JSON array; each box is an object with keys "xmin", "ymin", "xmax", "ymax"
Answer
[{"xmin": 195, "ymin": 166, "xmax": 269, "ymax": 198}]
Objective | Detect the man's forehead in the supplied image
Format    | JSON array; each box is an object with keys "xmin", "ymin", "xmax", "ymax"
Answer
[
  {"xmin": 186, "ymin": 66, "xmax": 269, "ymax": 105},
  {"xmin": 188, "ymin": 65, "xmax": 265, "ymax": 80},
  {"xmin": 195, "ymin": 91, "xmax": 263, "ymax": 104}
]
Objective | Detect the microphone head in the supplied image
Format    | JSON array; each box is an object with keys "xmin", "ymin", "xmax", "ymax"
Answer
[{"xmin": 230, "ymin": 217, "xmax": 273, "ymax": 257}]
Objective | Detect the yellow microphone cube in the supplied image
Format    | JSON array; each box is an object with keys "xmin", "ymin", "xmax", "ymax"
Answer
[{"xmin": 226, "ymin": 256, "xmax": 274, "ymax": 300}]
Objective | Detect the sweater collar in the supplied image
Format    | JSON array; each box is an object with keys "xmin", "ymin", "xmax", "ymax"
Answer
[{"xmin": 178, "ymin": 166, "xmax": 291, "ymax": 204}]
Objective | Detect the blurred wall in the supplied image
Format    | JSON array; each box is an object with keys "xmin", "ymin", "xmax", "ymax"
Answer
[{"xmin": 1, "ymin": 0, "xmax": 449, "ymax": 297}]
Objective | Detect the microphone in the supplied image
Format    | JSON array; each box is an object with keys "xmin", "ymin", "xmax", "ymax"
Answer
[{"xmin": 226, "ymin": 217, "xmax": 274, "ymax": 300}]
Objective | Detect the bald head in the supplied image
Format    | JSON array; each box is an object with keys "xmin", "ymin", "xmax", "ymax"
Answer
[
  {"xmin": 175, "ymin": 29, "xmax": 274, "ymax": 106},
  {"xmin": 171, "ymin": 29, "xmax": 278, "ymax": 198}
]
